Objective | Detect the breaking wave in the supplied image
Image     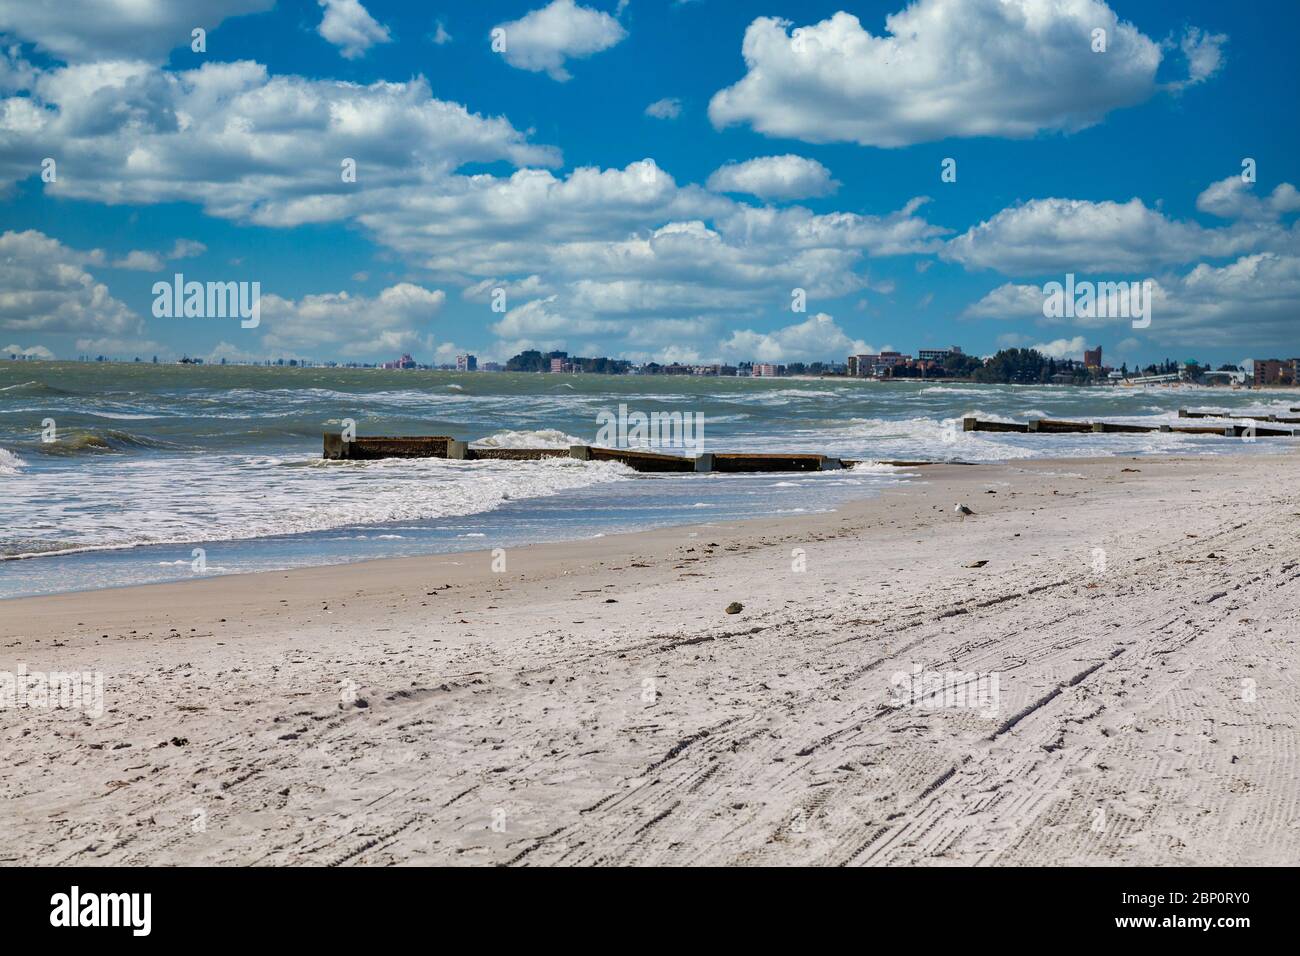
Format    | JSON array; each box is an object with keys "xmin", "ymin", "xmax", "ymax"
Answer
[{"xmin": 0, "ymin": 446, "xmax": 24, "ymax": 476}]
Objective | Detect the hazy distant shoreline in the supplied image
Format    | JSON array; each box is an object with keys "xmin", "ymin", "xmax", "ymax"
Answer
[{"xmin": 7, "ymin": 357, "xmax": 1298, "ymax": 391}]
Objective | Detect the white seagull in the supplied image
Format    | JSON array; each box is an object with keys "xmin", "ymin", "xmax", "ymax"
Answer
[{"xmin": 955, "ymin": 502, "xmax": 975, "ymax": 520}]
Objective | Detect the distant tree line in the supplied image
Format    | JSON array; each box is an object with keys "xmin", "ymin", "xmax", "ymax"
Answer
[
  {"xmin": 503, "ymin": 347, "xmax": 1203, "ymax": 384},
  {"xmin": 970, "ymin": 349, "xmax": 1060, "ymax": 384},
  {"xmin": 504, "ymin": 350, "xmax": 632, "ymax": 374},
  {"xmin": 782, "ymin": 361, "xmax": 837, "ymax": 375},
  {"xmin": 887, "ymin": 352, "xmax": 986, "ymax": 379}
]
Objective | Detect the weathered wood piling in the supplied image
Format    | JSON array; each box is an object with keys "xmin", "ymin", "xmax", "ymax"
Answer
[
  {"xmin": 1230, "ymin": 423, "xmax": 1294, "ymax": 437},
  {"xmin": 323, "ymin": 433, "xmax": 850, "ymax": 472},
  {"xmin": 1027, "ymin": 419, "xmax": 1093, "ymax": 433},
  {"xmin": 962, "ymin": 415, "xmax": 1295, "ymax": 438},
  {"xmin": 1179, "ymin": 408, "xmax": 1300, "ymax": 424},
  {"xmin": 448, "ymin": 441, "xmax": 568, "ymax": 462},
  {"xmin": 326, "ymin": 411, "xmax": 1296, "ymax": 470},
  {"xmin": 1163, "ymin": 423, "xmax": 1292, "ymax": 437},
  {"xmin": 570, "ymin": 445, "xmax": 695, "ymax": 471},
  {"xmin": 1091, "ymin": 421, "xmax": 1158, "ymax": 433},
  {"xmin": 710, "ymin": 453, "xmax": 839, "ymax": 472},
  {"xmin": 962, "ymin": 418, "xmax": 1029, "ymax": 433},
  {"xmin": 323, "ymin": 434, "xmax": 452, "ymax": 459},
  {"xmin": 1159, "ymin": 424, "xmax": 1233, "ymax": 435}
]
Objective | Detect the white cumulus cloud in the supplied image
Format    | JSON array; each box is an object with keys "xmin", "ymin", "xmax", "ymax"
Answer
[
  {"xmin": 645, "ymin": 97, "xmax": 682, "ymax": 119},
  {"xmin": 317, "ymin": 0, "xmax": 392, "ymax": 59},
  {"xmin": 490, "ymin": 295, "xmax": 621, "ymax": 351},
  {"xmin": 0, "ymin": 0, "xmax": 274, "ymax": 63},
  {"xmin": 708, "ymin": 0, "xmax": 1205, "ymax": 147},
  {"xmin": 706, "ymin": 155, "xmax": 838, "ymax": 200},
  {"xmin": 1029, "ymin": 336, "xmax": 1089, "ymax": 359},
  {"xmin": 963, "ymin": 283, "xmax": 1045, "ymax": 319},
  {"xmin": 3, "ymin": 343, "xmax": 56, "ymax": 360},
  {"xmin": 492, "ymin": 0, "xmax": 627, "ymax": 82},
  {"xmin": 0, "ymin": 229, "xmax": 142, "ymax": 337},
  {"xmin": 0, "ymin": 56, "xmax": 560, "ymax": 225},
  {"xmin": 719, "ymin": 313, "xmax": 869, "ymax": 363},
  {"xmin": 259, "ymin": 282, "xmax": 447, "ymax": 357},
  {"xmin": 965, "ymin": 251, "xmax": 1300, "ymax": 350},
  {"xmin": 1146, "ymin": 253, "xmax": 1300, "ymax": 347},
  {"xmin": 1196, "ymin": 177, "xmax": 1300, "ymax": 223},
  {"xmin": 942, "ymin": 196, "xmax": 1278, "ymax": 273},
  {"xmin": 1172, "ymin": 26, "xmax": 1227, "ymax": 90}
]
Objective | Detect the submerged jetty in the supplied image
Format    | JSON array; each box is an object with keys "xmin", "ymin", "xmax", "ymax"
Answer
[
  {"xmin": 324, "ymin": 433, "xmax": 853, "ymax": 472},
  {"xmin": 963, "ymin": 411, "xmax": 1297, "ymax": 438},
  {"xmin": 1177, "ymin": 409, "xmax": 1300, "ymax": 424},
  {"xmin": 323, "ymin": 408, "xmax": 1296, "ymax": 473}
]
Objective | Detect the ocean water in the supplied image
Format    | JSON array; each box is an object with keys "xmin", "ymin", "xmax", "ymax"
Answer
[{"xmin": 2, "ymin": 362, "xmax": 1295, "ymax": 599}]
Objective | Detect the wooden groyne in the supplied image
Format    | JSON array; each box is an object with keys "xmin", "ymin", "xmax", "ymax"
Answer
[
  {"xmin": 447, "ymin": 441, "xmax": 569, "ymax": 462},
  {"xmin": 961, "ymin": 418, "xmax": 1028, "ymax": 433},
  {"xmin": 324, "ymin": 433, "xmax": 850, "ymax": 472},
  {"xmin": 1179, "ymin": 408, "xmax": 1300, "ymax": 424},
  {"xmin": 322, "ymin": 434, "xmax": 452, "ymax": 459},
  {"xmin": 1027, "ymin": 419, "xmax": 1093, "ymax": 434},
  {"xmin": 963, "ymin": 415, "xmax": 1296, "ymax": 438},
  {"xmin": 1227, "ymin": 423, "xmax": 1294, "ymax": 437},
  {"xmin": 707, "ymin": 452, "xmax": 842, "ymax": 472},
  {"xmin": 571, "ymin": 445, "xmax": 693, "ymax": 472},
  {"xmin": 1091, "ymin": 421, "xmax": 1158, "ymax": 433},
  {"xmin": 325, "ymin": 411, "xmax": 1297, "ymax": 472}
]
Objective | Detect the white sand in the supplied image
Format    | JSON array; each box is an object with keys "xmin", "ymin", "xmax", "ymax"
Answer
[{"xmin": 1, "ymin": 454, "xmax": 1297, "ymax": 865}]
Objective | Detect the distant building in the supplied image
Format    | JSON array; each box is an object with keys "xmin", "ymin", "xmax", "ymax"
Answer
[
  {"xmin": 918, "ymin": 346, "xmax": 962, "ymax": 363},
  {"xmin": 1252, "ymin": 358, "xmax": 1296, "ymax": 386},
  {"xmin": 644, "ymin": 363, "xmax": 694, "ymax": 375},
  {"xmin": 546, "ymin": 356, "xmax": 581, "ymax": 373},
  {"xmin": 753, "ymin": 363, "xmax": 780, "ymax": 377},
  {"xmin": 877, "ymin": 351, "xmax": 909, "ymax": 372},
  {"xmin": 482, "ymin": 361, "xmax": 503, "ymax": 372},
  {"xmin": 1084, "ymin": 346, "xmax": 1102, "ymax": 368},
  {"xmin": 848, "ymin": 351, "xmax": 912, "ymax": 378},
  {"xmin": 456, "ymin": 353, "xmax": 477, "ymax": 371},
  {"xmin": 383, "ymin": 353, "xmax": 417, "ymax": 370}
]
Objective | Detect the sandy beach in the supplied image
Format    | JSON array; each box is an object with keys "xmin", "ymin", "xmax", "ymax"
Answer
[{"xmin": 2, "ymin": 452, "xmax": 1297, "ymax": 866}]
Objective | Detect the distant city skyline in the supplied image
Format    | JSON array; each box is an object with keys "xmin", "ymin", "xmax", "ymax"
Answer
[
  {"xmin": 14, "ymin": 340, "xmax": 1294, "ymax": 388},
  {"xmin": 1, "ymin": 1, "xmax": 1297, "ymax": 370}
]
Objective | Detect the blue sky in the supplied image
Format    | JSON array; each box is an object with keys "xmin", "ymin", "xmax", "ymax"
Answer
[{"xmin": 1, "ymin": 0, "xmax": 1297, "ymax": 367}]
